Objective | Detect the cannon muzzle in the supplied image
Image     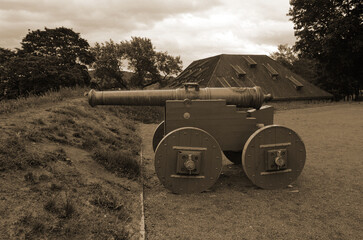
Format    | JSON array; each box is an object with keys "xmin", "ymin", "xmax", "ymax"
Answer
[{"xmin": 88, "ymin": 83, "xmax": 272, "ymax": 109}]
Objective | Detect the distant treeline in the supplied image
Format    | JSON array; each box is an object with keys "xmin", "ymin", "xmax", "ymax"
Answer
[{"xmin": 0, "ymin": 28, "xmax": 183, "ymax": 100}]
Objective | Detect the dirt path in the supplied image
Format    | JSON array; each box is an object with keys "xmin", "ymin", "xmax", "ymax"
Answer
[{"xmin": 140, "ymin": 103, "xmax": 363, "ymax": 240}]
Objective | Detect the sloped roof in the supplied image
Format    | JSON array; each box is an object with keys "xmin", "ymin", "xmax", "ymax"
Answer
[{"xmin": 172, "ymin": 54, "xmax": 332, "ymax": 100}]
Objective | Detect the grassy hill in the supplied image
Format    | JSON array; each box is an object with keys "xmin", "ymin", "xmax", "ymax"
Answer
[{"xmin": 0, "ymin": 87, "xmax": 162, "ymax": 239}]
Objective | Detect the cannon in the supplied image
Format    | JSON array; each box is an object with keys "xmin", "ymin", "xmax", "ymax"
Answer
[{"xmin": 88, "ymin": 83, "xmax": 306, "ymax": 194}]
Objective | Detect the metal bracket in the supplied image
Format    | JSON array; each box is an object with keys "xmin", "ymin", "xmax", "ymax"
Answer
[
  {"xmin": 170, "ymin": 175, "xmax": 205, "ymax": 179},
  {"xmin": 175, "ymin": 148, "xmax": 203, "ymax": 175},
  {"xmin": 183, "ymin": 82, "xmax": 200, "ymax": 91},
  {"xmin": 265, "ymin": 148, "xmax": 288, "ymax": 171},
  {"xmin": 260, "ymin": 142, "xmax": 291, "ymax": 148},
  {"xmin": 260, "ymin": 169, "xmax": 292, "ymax": 175},
  {"xmin": 173, "ymin": 146, "xmax": 207, "ymax": 151}
]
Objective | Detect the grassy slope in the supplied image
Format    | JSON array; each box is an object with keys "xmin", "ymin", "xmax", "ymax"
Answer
[{"xmin": 0, "ymin": 88, "xmax": 162, "ymax": 239}]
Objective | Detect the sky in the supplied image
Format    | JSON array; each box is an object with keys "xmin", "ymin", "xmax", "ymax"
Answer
[{"xmin": 0, "ymin": 0, "xmax": 296, "ymax": 68}]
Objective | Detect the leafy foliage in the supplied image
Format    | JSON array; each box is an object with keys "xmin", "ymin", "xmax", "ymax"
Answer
[
  {"xmin": 91, "ymin": 37, "xmax": 183, "ymax": 89},
  {"xmin": 121, "ymin": 37, "xmax": 161, "ymax": 88},
  {"xmin": 0, "ymin": 27, "xmax": 93, "ymax": 99},
  {"xmin": 288, "ymin": 0, "xmax": 363, "ymax": 99},
  {"xmin": 0, "ymin": 54, "xmax": 90, "ymax": 100},
  {"xmin": 156, "ymin": 51, "xmax": 183, "ymax": 85},
  {"xmin": 90, "ymin": 40, "xmax": 127, "ymax": 89},
  {"xmin": 0, "ymin": 47, "xmax": 16, "ymax": 64},
  {"xmin": 20, "ymin": 27, "xmax": 94, "ymax": 65},
  {"xmin": 270, "ymin": 44, "xmax": 298, "ymax": 69},
  {"xmin": 270, "ymin": 44, "xmax": 318, "ymax": 83}
]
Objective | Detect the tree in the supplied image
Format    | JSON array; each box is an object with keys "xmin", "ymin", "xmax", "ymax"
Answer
[
  {"xmin": 288, "ymin": 0, "xmax": 363, "ymax": 100},
  {"xmin": 121, "ymin": 37, "xmax": 183, "ymax": 88},
  {"xmin": 121, "ymin": 37, "xmax": 160, "ymax": 88},
  {"xmin": 20, "ymin": 27, "xmax": 94, "ymax": 65},
  {"xmin": 0, "ymin": 48, "xmax": 16, "ymax": 64},
  {"xmin": 20, "ymin": 27, "xmax": 93, "ymax": 88},
  {"xmin": 90, "ymin": 37, "xmax": 183, "ymax": 89},
  {"xmin": 270, "ymin": 44, "xmax": 298, "ymax": 70},
  {"xmin": 90, "ymin": 40, "xmax": 127, "ymax": 90},
  {"xmin": 291, "ymin": 57, "xmax": 319, "ymax": 84},
  {"xmin": 0, "ymin": 55, "xmax": 90, "ymax": 100},
  {"xmin": 270, "ymin": 44, "xmax": 318, "ymax": 83},
  {"xmin": 156, "ymin": 51, "xmax": 183, "ymax": 82},
  {"xmin": 0, "ymin": 27, "xmax": 93, "ymax": 99}
]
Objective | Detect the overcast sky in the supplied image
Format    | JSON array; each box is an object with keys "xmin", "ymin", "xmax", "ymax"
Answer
[{"xmin": 0, "ymin": 0, "xmax": 296, "ymax": 68}]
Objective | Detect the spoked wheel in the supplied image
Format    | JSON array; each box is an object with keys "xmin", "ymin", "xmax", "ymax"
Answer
[
  {"xmin": 242, "ymin": 125, "xmax": 306, "ymax": 189},
  {"xmin": 152, "ymin": 121, "xmax": 165, "ymax": 152},
  {"xmin": 155, "ymin": 127, "xmax": 222, "ymax": 194},
  {"xmin": 223, "ymin": 151, "xmax": 242, "ymax": 165}
]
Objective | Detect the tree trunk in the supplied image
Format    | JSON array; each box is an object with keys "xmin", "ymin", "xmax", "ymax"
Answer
[{"xmin": 354, "ymin": 88, "xmax": 360, "ymax": 101}]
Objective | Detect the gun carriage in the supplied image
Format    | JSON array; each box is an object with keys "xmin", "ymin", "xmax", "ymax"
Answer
[{"xmin": 88, "ymin": 83, "xmax": 306, "ymax": 194}]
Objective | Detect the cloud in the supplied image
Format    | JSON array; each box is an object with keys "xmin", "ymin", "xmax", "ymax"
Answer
[{"xmin": 0, "ymin": 0, "xmax": 296, "ymax": 68}]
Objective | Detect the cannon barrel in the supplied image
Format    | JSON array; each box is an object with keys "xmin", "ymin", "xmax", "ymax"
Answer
[{"xmin": 88, "ymin": 84, "xmax": 272, "ymax": 109}]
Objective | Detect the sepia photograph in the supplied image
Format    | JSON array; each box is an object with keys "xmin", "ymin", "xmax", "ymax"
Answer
[{"xmin": 0, "ymin": 0, "xmax": 362, "ymax": 239}]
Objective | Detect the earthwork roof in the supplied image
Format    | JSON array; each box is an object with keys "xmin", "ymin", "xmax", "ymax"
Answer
[{"xmin": 171, "ymin": 54, "xmax": 332, "ymax": 100}]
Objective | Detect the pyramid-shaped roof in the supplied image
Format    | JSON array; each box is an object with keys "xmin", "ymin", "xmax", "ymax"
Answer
[{"xmin": 171, "ymin": 54, "xmax": 332, "ymax": 100}]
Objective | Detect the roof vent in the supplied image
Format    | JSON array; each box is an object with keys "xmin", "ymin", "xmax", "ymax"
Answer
[
  {"xmin": 287, "ymin": 76, "xmax": 304, "ymax": 90},
  {"xmin": 231, "ymin": 77, "xmax": 244, "ymax": 87},
  {"xmin": 216, "ymin": 77, "xmax": 232, "ymax": 87},
  {"xmin": 231, "ymin": 65, "xmax": 246, "ymax": 79},
  {"xmin": 243, "ymin": 56, "xmax": 257, "ymax": 68},
  {"xmin": 192, "ymin": 67, "xmax": 207, "ymax": 78},
  {"xmin": 263, "ymin": 63, "xmax": 279, "ymax": 79},
  {"xmin": 181, "ymin": 69, "xmax": 195, "ymax": 79}
]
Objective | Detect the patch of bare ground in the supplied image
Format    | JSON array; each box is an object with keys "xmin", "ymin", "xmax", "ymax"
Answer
[
  {"xmin": 141, "ymin": 102, "xmax": 363, "ymax": 240},
  {"xmin": 0, "ymin": 95, "xmax": 147, "ymax": 239}
]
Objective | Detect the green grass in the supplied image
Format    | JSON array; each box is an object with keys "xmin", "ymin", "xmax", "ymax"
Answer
[
  {"xmin": 268, "ymin": 99, "xmax": 337, "ymax": 111},
  {"xmin": 93, "ymin": 149, "xmax": 140, "ymax": 179},
  {"xmin": 106, "ymin": 105, "xmax": 164, "ymax": 124},
  {"xmin": 0, "ymin": 135, "xmax": 65, "ymax": 171},
  {"xmin": 0, "ymin": 85, "xmax": 146, "ymax": 178},
  {"xmin": 0, "ymin": 86, "xmax": 163, "ymax": 239},
  {"xmin": 44, "ymin": 193, "xmax": 76, "ymax": 219},
  {"xmin": 0, "ymin": 86, "xmax": 88, "ymax": 114},
  {"xmin": 18, "ymin": 214, "xmax": 46, "ymax": 239}
]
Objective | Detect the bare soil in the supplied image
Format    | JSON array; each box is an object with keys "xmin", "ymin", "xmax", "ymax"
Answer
[{"xmin": 140, "ymin": 102, "xmax": 363, "ymax": 240}]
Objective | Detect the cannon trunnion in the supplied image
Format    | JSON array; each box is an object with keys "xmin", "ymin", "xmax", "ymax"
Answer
[{"xmin": 88, "ymin": 83, "xmax": 306, "ymax": 194}]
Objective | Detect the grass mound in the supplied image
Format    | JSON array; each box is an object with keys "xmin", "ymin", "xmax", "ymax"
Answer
[
  {"xmin": 0, "ymin": 86, "xmax": 155, "ymax": 239},
  {"xmin": 0, "ymin": 90, "xmax": 144, "ymax": 178},
  {"xmin": 0, "ymin": 86, "xmax": 88, "ymax": 114},
  {"xmin": 94, "ymin": 149, "xmax": 140, "ymax": 179},
  {"xmin": 0, "ymin": 135, "xmax": 68, "ymax": 171},
  {"xmin": 114, "ymin": 105, "xmax": 164, "ymax": 124}
]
